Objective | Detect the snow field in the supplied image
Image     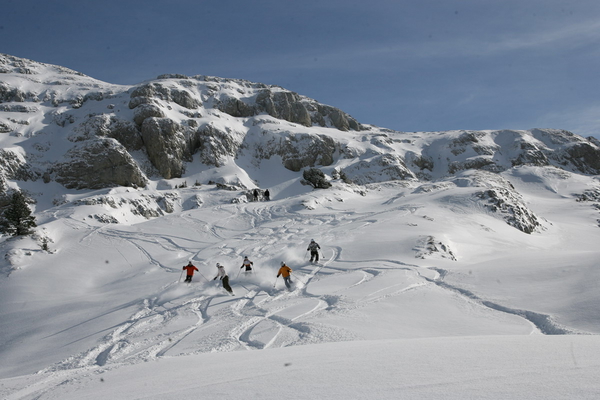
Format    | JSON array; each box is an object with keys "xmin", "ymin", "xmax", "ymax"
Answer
[{"xmin": 1, "ymin": 166, "xmax": 600, "ymax": 398}]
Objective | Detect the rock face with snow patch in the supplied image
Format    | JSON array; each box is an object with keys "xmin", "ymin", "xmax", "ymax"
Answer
[
  {"xmin": 415, "ymin": 236, "xmax": 457, "ymax": 260},
  {"xmin": 342, "ymin": 154, "xmax": 416, "ymax": 185},
  {"xmin": 194, "ymin": 123, "xmax": 244, "ymax": 167},
  {"xmin": 414, "ymin": 129, "xmax": 600, "ymax": 178},
  {"xmin": 216, "ymin": 85, "xmax": 365, "ymax": 131},
  {"xmin": 140, "ymin": 117, "xmax": 188, "ymax": 178},
  {"xmin": 455, "ymin": 171, "xmax": 542, "ymax": 234},
  {"xmin": 72, "ymin": 114, "xmax": 144, "ymax": 150},
  {"xmin": 474, "ymin": 188, "xmax": 541, "ymax": 234},
  {"xmin": 0, "ymin": 149, "xmax": 37, "ymax": 183},
  {"xmin": 52, "ymin": 139, "xmax": 147, "ymax": 189},
  {"xmin": 75, "ymin": 191, "xmax": 180, "ymax": 219}
]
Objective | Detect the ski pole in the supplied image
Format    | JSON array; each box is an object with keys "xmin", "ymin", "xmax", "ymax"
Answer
[
  {"xmin": 197, "ymin": 272, "xmax": 209, "ymax": 282},
  {"xmin": 273, "ymin": 276, "xmax": 279, "ymax": 288},
  {"xmin": 292, "ymin": 273, "xmax": 306, "ymax": 284},
  {"xmin": 304, "ymin": 250, "xmax": 308, "ymax": 260},
  {"xmin": 237, "ymin": 267, "xmax": 242, "ymax": 278},
  {"xmin": 178, "ymin": 269, "xmax": 184, "ymax": 282}
]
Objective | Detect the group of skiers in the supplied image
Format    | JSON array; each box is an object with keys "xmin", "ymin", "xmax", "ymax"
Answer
[
  {"xmin": 182, "ymin": 260, "xmax": 236, "ymax": 294},
  {"xmin": 181, "ymin": 239, "xmax": 322, "ymax": 294}
]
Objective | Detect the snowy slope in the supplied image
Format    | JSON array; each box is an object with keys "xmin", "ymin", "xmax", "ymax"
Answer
[
  {"xmin": 1, "ymin": 170, "xmax": 600, "ymax": 398},
  {"xmin": 3, "ymin": 336, "xmax": 600, "ymax": 400}
]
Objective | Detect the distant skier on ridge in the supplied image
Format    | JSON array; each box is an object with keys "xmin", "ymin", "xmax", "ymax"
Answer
[{"xmin": 307, "ymin": 239, "xmax": 321, "ymax": 263}]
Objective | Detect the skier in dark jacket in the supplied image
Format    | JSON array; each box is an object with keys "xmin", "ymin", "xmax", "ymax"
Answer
[
  {"xmin": 240, "ymin": 256, "xmax": 253, "ymax": 273},
  {"xmin": 264, "ymin": 189, "xmax": 270, "ymax": 201},
  {"xmin": 307, "ymin": 239, "xmax": 321, "ymax": 263},
  {"xmin": 182, "ymin": 261, "xmax": 199, "ymax": 283}
]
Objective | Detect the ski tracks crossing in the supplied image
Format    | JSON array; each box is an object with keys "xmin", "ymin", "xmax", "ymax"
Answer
[{"xmin": 22, "ymin": 197, "xmax": 522, "ymax": 398}]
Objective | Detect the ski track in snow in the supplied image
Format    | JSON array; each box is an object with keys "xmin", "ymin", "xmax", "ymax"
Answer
[
  {"xmin": 14, "ymin": 199, "xmax": 585, "ymax": 399},
  {"xmin": 427, "ymin": 268, "xmax": 583, "ymax": 335}
]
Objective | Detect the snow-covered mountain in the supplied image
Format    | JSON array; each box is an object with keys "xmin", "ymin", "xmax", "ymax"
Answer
[
  {"xmin": 1, "ymin": 54, "xmax": 600, "ymax": 399},
  {"xmin": 2, "ymin": 52, "xmax": 600, "ymax": 190}
]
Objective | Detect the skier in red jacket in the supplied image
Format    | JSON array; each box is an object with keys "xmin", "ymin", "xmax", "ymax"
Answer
[{"xmin": 182, "ymin": 261, "xmax": 199, "ymax": 283}]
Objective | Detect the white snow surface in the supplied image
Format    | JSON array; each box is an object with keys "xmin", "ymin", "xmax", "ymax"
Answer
[{"xmin": 1, "ymin": 167, "xmax": 600, "ymax": 399}]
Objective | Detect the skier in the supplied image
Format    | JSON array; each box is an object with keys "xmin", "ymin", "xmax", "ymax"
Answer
[
  {"xmin": 213, "ymin": 263, "xmax": 234, "ymax": 295},
  {"xmin": 240, "ymin": 256, "xmax": 254, "ymax": 273},
  {"xmin": 182, "ymin": 261, "xmax": 199, "ymax": 283},
  {"xmin": 264, "ymin": 189, "xmax": 270, "ymax": 201},
  {"xmin": 307, "ymin": 239, "xmax": 321, "ymax": 263},
  {"xmin": 253, "ymin": 189, "xmax": 259, "ymax": 201},
  {"xmin": 277, "ymin": 261, "xmax": 293, "ymax": 290}
]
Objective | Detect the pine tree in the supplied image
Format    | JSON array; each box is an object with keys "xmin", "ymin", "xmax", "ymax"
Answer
[
  {"xmin": 302, "ymin": 168, "xmax": 332, "ymax": 189},
  {"xmin": 0, "ymin": 191, "xmax": 37, "ymax": 236}
]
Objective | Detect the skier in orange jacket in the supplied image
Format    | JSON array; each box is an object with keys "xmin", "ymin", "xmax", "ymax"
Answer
[
  {"xmin": 182, "ymin": 261, "xmax": 199, "ymax": 283},
  {"xmin": 277, "ymin": 262, "xmax": 293, "ymax": 290}
]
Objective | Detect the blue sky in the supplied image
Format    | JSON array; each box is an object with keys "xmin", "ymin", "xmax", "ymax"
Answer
[{"xmin": 3, "ymin": 0, "xmax": 600, "ymax": 139}]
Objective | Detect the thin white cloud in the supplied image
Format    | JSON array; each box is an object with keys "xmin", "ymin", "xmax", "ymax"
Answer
[
  {"xmin": 477, "ymin": 19, "xmax": 600, "ymax": 54},
  {"xmin": 363, "ymin": 18, "xmax": 600, "ymax": 60},
  {"xmin": 245, "ymin": 17, "xmax": 600, "ymax": 73}
]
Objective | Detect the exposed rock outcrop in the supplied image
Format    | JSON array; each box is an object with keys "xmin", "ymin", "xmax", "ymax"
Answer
[
  {"xmin": 52, "ymin": 139, "xmax": 147, "ymax": 189},
  {"xmin": 255, "ymin": 90, "xmax": 312, "ymax": 127},
  {"xmin": 555, "ymin": 142, "xmax": 600, "ymax": 174},
  {"xmin": 129, "ymin": 82, "xmax": 200, "ymax": 110},
  {"xmin": 0, "ymin": 149, "xmax": 37, "ymax": 182},
  {"xmin": 415, "ymin": 129, "xmax": 600, "ymax": 177},
  {"xmin": 467, "ymin": 172, "xmax": 542, "ymax": 234},
  {"xmin": 72, "ymin": 114, "xmax": 144, "ymax": 150},
  {"xmin": 341, "ymin": 154, "xmax": 416, "ymax": 185},
  {"xmin": 75, "ymin": 192, "xmax": 180, "ymax": 221},
  {"xmin": 415, "ymin": 236, "xmax": 457, "ymax": 260},
  {"xmin": 216, "ymin": 87, "xmax": 365, "ymax": 132},
  {"xmin": 133, "ymin": 104, "xmax": 166, "ymax": 126},
  {"xmin": 194, "ymin": 123, "xmax": 244, "ymax": 167},
  {"xmin": 278, "ymin": 133, "xmax": 336, "ymax": 172},
  {"xmin": 141, "ymin": 118, "xmax": 187, "ymax": 178},
  {"xmin": 475, "ymin": 188, "xmax": 541, "ymax": 234}
]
